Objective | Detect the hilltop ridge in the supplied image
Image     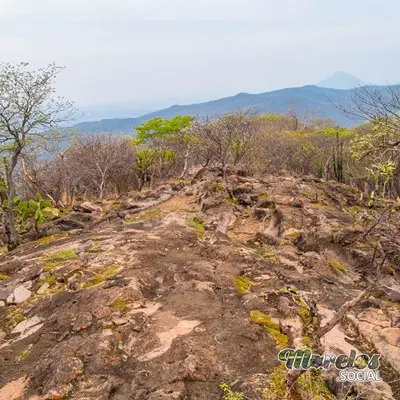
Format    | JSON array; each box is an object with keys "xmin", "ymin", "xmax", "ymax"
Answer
[{"xmin": 74, "ymin": 85, "xmax": 360, "ymax": 133}]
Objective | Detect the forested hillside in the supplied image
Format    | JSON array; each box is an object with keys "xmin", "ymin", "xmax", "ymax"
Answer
[{"xmin": 73, "ymin": 85, "xmax": 365, "ymax": 133}]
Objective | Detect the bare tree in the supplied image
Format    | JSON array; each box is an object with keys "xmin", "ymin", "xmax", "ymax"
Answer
[
  {"xmin": 65, "ymin": 134, "xmax": 134, "ymax": 199},
  {"xmin": 338, "ymin": 85, "xmax": 400, "ymax": 196},
  {"xmin": 196, "ymin": 110, "xmax": 259, "ymax": 175},
  {"xmin": 0, "ymin": 62, "xmax": 75, "ymax": 249}
]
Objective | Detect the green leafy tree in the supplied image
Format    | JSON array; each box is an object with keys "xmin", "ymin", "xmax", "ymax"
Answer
[
  {"xmin": 135, "ymin": 115, "xmax": 194, "ymax": 179},
  {"xmin": 0, "ymin": 62, "xmax": 74, "ymax": 249},
  {"xmin": 136, "ymin": 115, "xmax": 194, "ymax": 142},
  {"xmin": 367, "ymin": 160, "xmax": 396, "ymax": 199},
  {"xmin": 135, "ymin": 148, "xmax": 176, "ymax": 190}
]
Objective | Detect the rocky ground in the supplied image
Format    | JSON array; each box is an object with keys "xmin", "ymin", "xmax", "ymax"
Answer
[{"xmin": 0, "ymin": 168, "xmax": 399, "ymax": 400}]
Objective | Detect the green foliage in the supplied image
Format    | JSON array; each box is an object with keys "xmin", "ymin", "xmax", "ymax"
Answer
[
  {"xmin": 297, "ymin": 370, "xmax": 334, "ymax": 399},
  {"xmin": 110, "ymin": 299, "xmax": 130, "ymax": 314},
  {"xmin": 33, "ymin": 233, "xmax": 67, "ymax": 245},
  {"xmin": 135, "ymin": 149, "xmax": 154, "ymax": 173},
  {"xmin": 17, "ymin": 193, "xmax": 59, "ymax": 232},
  {"xmin": 249, "ymin": 310, "xmax": 288, "ymax": 348},
  {"xmin": 263, "ymin": 364, "xmax": 287, "ymax": 400},
  {"xmin": 350, "ymin": 119, "xmax": 399, "ymax": 160},
  {"xmin": 186, "ymin": 217, "xmax": 206, "ymax": 238},
  {"xmin": 135, "ymin": 148, "xmax": 177, "ymax": 189},
  {"xmin": 0, "ymin": 273, "xmax": 8, "ymax": 280},
  {"xmin": 83, "ymin": 264, "xmax": 119, "ymax": 288},
  {"xmin": 219, "ymin": 383, "xmax": 244, "ymax": 400},
  {"xmin": 7, "ymin": 309, "xmax": 26, "ymax": 328},
  {"xmin": 367, "ymin": 160, "xmax": 396, "ymax": 198},
  {"xmin": 44, "ymin": 248, "xmax": 77, "ymax": 262},
  {"xmin": 225, "ymin": 196, "xmax": 237, "ymax": 205},
  {"xmin": 135, "ymin": 115, "xmax": 194, "ymax": 143},
  {"xmin": 233, "ymin": 275, "xmax": 255, "ymax": 295},
  {"xmin": 124, "ymin": 206, "xmax": 165, "ymax": 224},
  {"xmin": 44, "ymin": 274, "xmax": 57, "ymax": 286},
  {"xmin": 329, "ymin": 260, "xmax": 346, "ymax": 273},
  {"xmin": 16, "ymin": 349, "xmax": 30, "ymax": 361},
  {"xmin": 231, "ymin": 139, "xmax": 246, "ymax": 161}
]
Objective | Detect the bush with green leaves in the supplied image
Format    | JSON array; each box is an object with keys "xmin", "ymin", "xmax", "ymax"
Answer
[
  {"xmin": 219, "ymin": 383, "xmax": 244, "ymax": 400},
  {"xmin": 16, "ymin": 193, "xmax": 59, "ymax": 233}
]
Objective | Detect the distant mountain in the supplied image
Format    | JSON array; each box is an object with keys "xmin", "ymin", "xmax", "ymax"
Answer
[
  {"xmin": 73, "ymin": 85, "xmax": 363, "ymax": 133},
  {"xmin": 316, "ymin": 71, "xmax": 365, "ymax": 90}
]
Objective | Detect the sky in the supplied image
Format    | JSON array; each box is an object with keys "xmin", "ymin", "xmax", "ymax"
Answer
[{"xmin": 1, "ymin": 0, "xmax": 399, "ymax": 114}]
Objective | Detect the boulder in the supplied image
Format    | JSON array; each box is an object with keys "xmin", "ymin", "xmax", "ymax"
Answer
[
  {"xmin": 54, "ymin": 219, "xmax": 85, "ymax": 231},
  {"xmin": 7, "ymin": 284, "xmax": 32, "ymax": 304},
  {"xmin": 72, "ymin": 312, "xmax": 93, "ymax": 332},
  {"xmin": 171, "ymin": 181, "xmax": 185, "ymax": 191},
  {"xmin": 68, "ymin": 212, "xmax": 94, "ymax": 223},
  {"xmin": 37, "ymin": 283, "xmax": 50, "ymax": 294},
  {"xmin": 200, "ymin": 197, "xmax": 223, "ymax": 212},
  {"xmin": 122, "ymin": 198, "xmax": 140, "ymax": 210},
  {"xmin": 12, "ymin": 316, "xmax": 44, "ymax": 335},
  {"xmin": 380, "ymin": 328, "xmax": 400, "ymax": 348},
  {"xmin": 357, "ymin": 308, "xmax": 391, "ymax": 328},
  {"xmin": 256, "ymin": 199, "xmax": 275, "ymax": 209},
  {"xmin": 231, "ymin": 184, "xmax": 253, "ymax": 196},
  {"xmin": 236, "ymin": 194, "xmax": 254, "ymax": 206},
  {"xmin": 382, "ymin": 284, "xmax": 400, "ymax": 302},
  {"xmin": 252, "ymin": 207, "xmax": 272, "ymax": 221},
  {"xmin": 73, "ymin": 202, "xmax": 102, "ymax": 213}
]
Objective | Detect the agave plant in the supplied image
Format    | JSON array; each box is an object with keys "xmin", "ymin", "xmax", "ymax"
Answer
[{"xmin": 17, "ymin": 193, "xmax": 60, "ymax": 233}]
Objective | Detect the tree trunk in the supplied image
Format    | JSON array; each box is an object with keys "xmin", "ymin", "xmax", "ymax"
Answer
[
  {"xmin": 6, "ymin": 180, "xmax": 19, "ymax": 250},
  {"xmin": 5, "ymin": 153, "xmax": 20, "ymax": 250},
  {"xmin": 180, "ymin": 148, "xmax": 189, "ymax": 179}
]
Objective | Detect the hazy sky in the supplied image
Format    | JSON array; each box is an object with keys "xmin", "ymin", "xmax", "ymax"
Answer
[{"xmin": 1, "ymin": 0, "xmax": 399, "ymax": 109}]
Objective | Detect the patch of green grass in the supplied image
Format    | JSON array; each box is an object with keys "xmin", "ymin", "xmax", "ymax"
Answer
[
  {"xmin": 186, "ymin": 217, "xmax": 206, "ymax": 238},
  {"xmin": 16, "ymin": 349, "xmax": 30, "ymax": 361},
  {"xmin": 297, "ymin": 370, "xmax": 335, "ymax": 399},
  {"xmin": 43, "ymin": 261, "xmax": 59, "ymax": 272},
  {"xmin": 302, "ymin": 335, "xmax": 314, "ymax": 348},
  {"xmin": 294, "ymin": 298, "xmax": 315, "ymax": 348},
  {"xmin": 219, "ymin": 383, "xmax": 244, "ymax": 400},
  {"xmin": 33, "ymin": 234, "xmax": 67, "ymax": 245},
  {"xmin": 296, "ymin": 299, "xmax": 311, "ymax": 326},
  {"xmin": 262, "ymin": 364, "xmax": 287, "ymax": 400},
  {"xmin": 283, "ymin": 231, "xmax": 300, "ymax": 241},
  {"xmin": 277, "ymin": 285, "xmax": 299, "ymax": 295},
  {"xmin": 45, "ymin": 274, "xmax": 57, "ymax": 286},
  {"xmin": 124, "ymin": 207, "xmax": 166, "ymax": 224},
  {"xmin": 110, "ymin": 299, "xmax": 130, "ymax": 314},
  {"xmin": 249, "ymin": 310, "xmax": 288, "ymax": 348},
  {"xmin": 45, "ymin": 248, "xmax": 78, "ymax": 262},
  {"xmin": 88, "ymin": 240, "xmax": 103, "ymax": 253},
  {"xmin": 217, "ymin": 182, "xmax": 224, "ymax": 191},
  {"xmin": 260, "ymin": 245, "xmax": 282, "ymax": 263},
  {"xmin": 259, "ymin": 193, "xmax": 269, "ymax": 199},
  {"xmin": 7, "ymin": 309, "xmax": 26, "ymax": 328},
  {"xmin": 329, "ymin": 260, "xmax": 346, "ymax": 273},
  {"xmin": 225, "ymin": 196, "xmax": 237, "ymax": 205},
  {"xmin": 83, "ymin": 264, "xmax": 119, "ymax": 288},
  {"xmin": 232, "ymin": 275, "xmax": 255, "ymax": 295},
  {"xmin": 0, "ymin": 273, "xmax": 9, "ymax": 280},
  {"xmin": 42, "ymin": 249, "xmax": 78, "ymax": 273}
]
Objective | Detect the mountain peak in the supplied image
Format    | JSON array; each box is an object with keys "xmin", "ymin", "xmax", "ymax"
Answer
[{"xmin": 316, "ymin": 71, "xmax": 365, "ymax": 90}]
